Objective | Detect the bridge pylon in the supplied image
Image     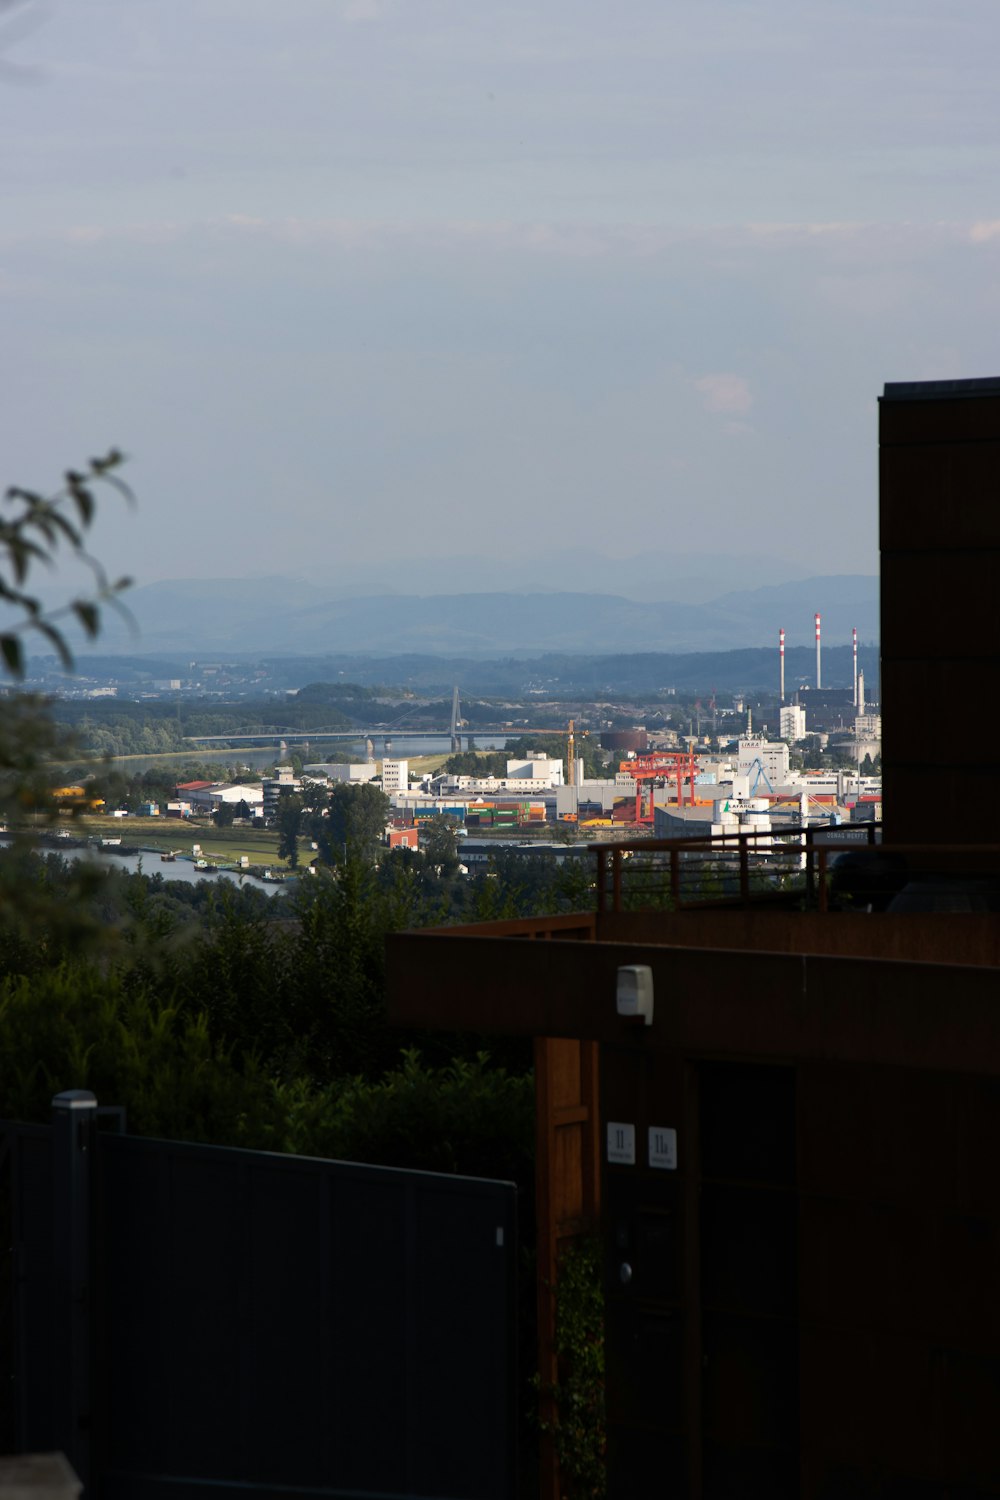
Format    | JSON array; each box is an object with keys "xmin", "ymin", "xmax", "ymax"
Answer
[{"xmin": 450, "ymin": 685, "xmax": 462, "ymax": 753}]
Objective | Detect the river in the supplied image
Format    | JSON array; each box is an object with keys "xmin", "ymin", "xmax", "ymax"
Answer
[
  {"xmin": 29, "ymin": 841, "xmax": 292, "ymax": 898},
  {"xmin": 101, "ymin": 735, "xmax": 514, "ymax": 776}
]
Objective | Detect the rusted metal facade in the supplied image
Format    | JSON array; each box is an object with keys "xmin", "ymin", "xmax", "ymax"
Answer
[
  {"xmin": 881, "ymin": 377, "xmax": 1000, "ymax": 847},
  {"xmin": 386, "ymin": 379, "xmax": 1000, "ymax": 1498}
]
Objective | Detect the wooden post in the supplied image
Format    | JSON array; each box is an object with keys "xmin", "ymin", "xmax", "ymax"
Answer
[{"xmin": 534, "ymin": 1037, "xmax": 602, "ymax": 1500}]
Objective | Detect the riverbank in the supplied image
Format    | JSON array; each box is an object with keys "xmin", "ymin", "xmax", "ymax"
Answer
[{"xmin": 59, "ymin": 815, "xmax": 292, "ymax": 871}]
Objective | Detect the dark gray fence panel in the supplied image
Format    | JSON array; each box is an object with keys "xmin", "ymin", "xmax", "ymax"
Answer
[
  {"xmin": 5, "ymin": 1121, "xmax": 516, "ymax": 1500},
  {"xmin": 95, "ymin": 1135, "xmax": 515, "ymax": 1500},
  {"xmin": 6, "ymin": 1126, "xmax": 55, "ymax": 1455}
]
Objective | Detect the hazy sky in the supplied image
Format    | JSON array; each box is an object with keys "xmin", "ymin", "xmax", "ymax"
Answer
[{"xmin": 4, "ymin": 0, "xmax": 1000, "ymax": 597}]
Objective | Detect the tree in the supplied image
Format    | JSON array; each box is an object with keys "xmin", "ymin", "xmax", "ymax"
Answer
[
  {"xmin": 276, "ymin": 792, "xmax": 305, "ymax": 869},
  {"xmin": 421, "ymin": 814, "xmax": 461, "ymax": 877},
  {"xmin": 0, "ymin": 454, "xmax": 134, "ymax": 947},
  {"xmin": 312, "ymin": 782, "xmax": 390, "ymax": 867}
]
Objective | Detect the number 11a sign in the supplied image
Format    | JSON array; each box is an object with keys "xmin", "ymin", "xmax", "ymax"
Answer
[{"xmin": 649, "ymin": 1127, "xmax": 678, "ymax": 1170}]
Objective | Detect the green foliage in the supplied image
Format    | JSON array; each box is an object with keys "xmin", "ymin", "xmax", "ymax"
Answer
[
  {"xmin": 536, "ymin": 1237, "xmax": 607, "ymax": 1500},
  {"xmin": 275, "ymin": 791, "xmax": 304, "ymax": 867},
  {"xmin": 420, "ymin": 813, "xmax": 461, "ymax": 875},
  {"xmin": 212, "ymin": 800, "xmax": 236, "ymax": 828},
  {"xmin": 48, "ymin": 697, "xmax": 355, "ymax": 758},
  {"xmin": 0, "ymin": 452, "xmax": 133, "ymax": 677},
  {"xmin": 0, "ymin": 949, "xmax": 534, "ymax": 1188},
  {"xmin": 312, "ymin": 781, "xmax": 391, "ymax": 866},
  {"xmin": 72, "ymin": 711, "xmax": 186, "ymax": 757},
  {"xmin": 442, "ymin": 749, "xmax": 508, "ymax": 777},
  {"xmin": 471, "ymin": 850, "xmax": 594, "ymax": 920},
  {"xmin": 261, "ymin": 1049, "xmax": 534, "ymax": 1182},
  {"xmin": 0, "ymin": 962, "xmax": 273, "ymax": 1143}
]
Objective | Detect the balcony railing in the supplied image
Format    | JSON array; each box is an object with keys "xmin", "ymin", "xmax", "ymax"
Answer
[{"xmin": 593, "ymin": 823, "xmax": 885, "ymax": 914}]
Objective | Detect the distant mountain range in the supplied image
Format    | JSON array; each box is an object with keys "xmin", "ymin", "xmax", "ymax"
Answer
[
  {"xmin": 296, "ymin": 547, "xmax": 827, "ymax": 605},
  {"xmin": 92, "ymin": 573, "xmax": 878, "ymax": 658}
]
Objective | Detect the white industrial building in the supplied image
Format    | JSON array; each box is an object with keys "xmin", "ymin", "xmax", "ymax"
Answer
[
  {"xmin": 303, "ymin": 762, "xmax": 378, "ymax": 784},
  {"xmin": 211, "ymin": 783, "xmax": 264, "ymax": 810},
  {"xmin": 431, "ymin": 773, "xmax": 557, "ymax": 797},
  {"xmin": 506, "ymin": 755, "xmax": 564, "ymax": 786},
  {"xmin": 779, "ymin": 705, "xmax": 807, "ymax": 743},
  {"xmin": 381, "ymin": 759, "xmax": 409, "ymax": 796},
  {"xmin": 173, "ymin": 782, "xmax": 264, "ymax": 815},
  {"xmin": 262, "ymin": 769, "xmax": 301, "ymax": 821},
  {"xmin": 424, "ymin": 757, "xmax": 564, "ymax": 801},
  {"xmin": 737, "ymin": 734, "xmax": 790, "ymax": 788}
]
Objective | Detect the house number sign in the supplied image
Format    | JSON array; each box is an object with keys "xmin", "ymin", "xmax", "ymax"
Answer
[
  {"xmin": 606, "ymin": 1122, "xmax": 636, "ymax": 1165},
  {"xmin": 648, "ymin": 1126, "xmax": 678, "ymax": 1170}
]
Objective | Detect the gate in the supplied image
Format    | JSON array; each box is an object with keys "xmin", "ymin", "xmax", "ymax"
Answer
[{"xmin": 2, "ymin": 1092, "xmax": 517, "ymax": 1500}]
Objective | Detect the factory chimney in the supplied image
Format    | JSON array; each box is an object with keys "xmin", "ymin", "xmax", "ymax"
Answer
[
  {"xmin": 858, "ymin": 669, "xmax": 865, "ymax": 716},
  {"xmin": 815, "ymin": 612, "xmax": 822, "ymax": 689},
  {"xmin": 779, "ymin": 628, "xmax": 785, "ymax": 703},
  {"xmin": 853, "ymin": 627, "xmax": 858, "ymax": 707}
]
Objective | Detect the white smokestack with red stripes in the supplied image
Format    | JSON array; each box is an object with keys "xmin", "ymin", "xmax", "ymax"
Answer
[
  {"xmin": 779, "ymin": 628, "xmax": 785, "ymax": 703},
  {"xmin": 853, "ymin": 626, "xmax": 858, "ymax": 708},
  {"xmin": 815, "ymin": 612, "xmax": 822, "ymax": 689}
]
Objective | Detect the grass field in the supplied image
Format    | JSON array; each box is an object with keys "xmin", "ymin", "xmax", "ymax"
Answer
[
  {"xmin": 81, "ymin": 816, "xmax": 290, "ymax": 869},
  {"xmin": 71, "ymin": 748, "xmax": 464, "ymax": 867},
  {"xmin": 399, "ymin": 753, "xmax": 452, "ymax": 776}
]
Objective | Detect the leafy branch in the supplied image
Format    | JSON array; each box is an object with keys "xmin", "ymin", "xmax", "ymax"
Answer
[
  {"xmin": 0, "ymin": 449, "xmax": 135, "ymax": 677},
  {"xmin": 535, "ymin": 1237, "xmax": 607, "ymax": 1499}
]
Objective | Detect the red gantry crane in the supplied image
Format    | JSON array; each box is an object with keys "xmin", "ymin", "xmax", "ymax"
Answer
[{"xmin": 619, "ymin": 750, "xmax": 701, "ymax": 824}]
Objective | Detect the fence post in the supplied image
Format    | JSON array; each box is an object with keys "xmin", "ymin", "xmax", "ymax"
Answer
[
  {"xmin": 51, "ymin": 1090, "xmax": 97, "ymax": 1492},
  {"xmin": 805, "ymin": 829, "xmax": 815, "ymax": 903}
]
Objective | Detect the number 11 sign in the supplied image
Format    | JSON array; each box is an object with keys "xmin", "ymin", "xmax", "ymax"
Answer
[{"xmin": 606, "ymin": 1122, "xmax": 636, "ymax": 1165}]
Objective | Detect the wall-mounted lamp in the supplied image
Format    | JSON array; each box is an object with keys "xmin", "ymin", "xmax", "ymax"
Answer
[{"xmin": 616, "ymin": 964, "xmax": 653, "ymax": 1026}]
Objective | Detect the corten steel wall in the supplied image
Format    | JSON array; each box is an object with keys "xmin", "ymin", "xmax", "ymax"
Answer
[
  {"xmin": 880, "ymin": 377, "xmax": 1000, "ymax": 845},
  {"xmin": 602, "ymin": 1046, "xmax": 1000, "ymax": 1497},
  {"xmin": 388, "ymin": 929, "xmax": 1000, "ymax": 1497}
]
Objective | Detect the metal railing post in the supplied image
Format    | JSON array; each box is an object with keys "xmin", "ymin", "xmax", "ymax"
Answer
[
  {"xmin": 51, "ymin": 1090, "xmax": 97, "ymax": 1492},
  {"xmin": 805, "ymin": 828, "xmax": 815, "ymax": 904},
  {"xmin": 739, "ymin": 836, "xmax": 750, "ymax": 904}
]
